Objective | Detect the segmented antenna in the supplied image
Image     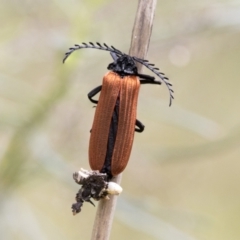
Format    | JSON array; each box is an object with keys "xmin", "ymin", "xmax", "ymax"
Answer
[
  {"xmin": 63, "ymin": 42, "xmax": 123, "ymax": 63},
  {"xmin": 63, "ymin": 42, "xmax": 174, "ymax": 106},
  {"xmin": 134, "ymin": 57, "xmax": 174, "ymax": 106}
]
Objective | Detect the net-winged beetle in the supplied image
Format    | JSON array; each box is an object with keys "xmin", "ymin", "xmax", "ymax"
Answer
[{"xmin": 63, "ymin": 42, "xmax": 173, "ymax": 179}]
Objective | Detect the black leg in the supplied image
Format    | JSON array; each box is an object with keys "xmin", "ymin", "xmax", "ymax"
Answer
[
  {"xmin": 135, "ymin": 119, "xmax": 145, "ymax": 132},
  {"xmin": 140, "ymin": 79, "xmax": 161, "ymax": 85},
  {"xmin": 88, "ymin": 85, "xmax": 102, "ymax": 104},
  {"xmin": 137, "ymin": 73, "xmax": 155, "ymax": 81}
]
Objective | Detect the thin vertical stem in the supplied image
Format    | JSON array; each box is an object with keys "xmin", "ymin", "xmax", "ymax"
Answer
[
  {"xmin": 91, "ymin": 1, "xmax": 157, "ymax": 239},
  {"xmin": 129, "ymin": 0, "xmax": 157, "ymax": 70},
  {"xmin": 91, "ymin": 175, "xmax": 122, "ymax": 240}
]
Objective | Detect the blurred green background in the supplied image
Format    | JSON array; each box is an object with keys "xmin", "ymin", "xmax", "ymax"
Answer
[{"xmin": 1, "ymin": 0, "xmax": 240, "ymax": 239}]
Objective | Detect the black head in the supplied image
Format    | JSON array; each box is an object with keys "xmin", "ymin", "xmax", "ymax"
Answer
[
  {"xmin": 107, "ymin": 55, "xmax": 138, "ymax": 77},
  {"xmin": 63, "ymin": 42, "xmax": 174, "ymax": 106}
]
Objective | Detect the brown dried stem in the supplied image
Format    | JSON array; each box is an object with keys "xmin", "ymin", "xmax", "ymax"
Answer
[{"xmin": 90, "ymin": 1, "xmax": 157, "ymax": 239}]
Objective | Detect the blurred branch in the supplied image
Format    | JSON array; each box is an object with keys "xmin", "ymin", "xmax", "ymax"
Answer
[
  {"xmin": 0, "ymin": 52, "xmax": 72, "ymax": 191},
  {"xmin": 90, "ymin": 1, "xmax": 157, "ymax": 240},
  {"xmin": 117, "ymin": 197, "xmax": 197, "ymax": 240},
  {"xmin": 159, "ymin": 124, "xmax": 240, "ymax": 163}
]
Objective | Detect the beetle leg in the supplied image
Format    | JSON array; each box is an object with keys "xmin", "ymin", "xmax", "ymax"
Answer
[
  {"xmin": 135, "ymin": 119, "xmax": 145, "ymax": 132},
  {"xmin": 140, "ymin": 79, "xmax": 161, "ymax": 85},
  {"xmin": 137, "ymin": 73, "xmax": 155, "ymax": 81},
  {"xmin": 88, "ymin": 85, "xmax": 102, "ymax": 104}
]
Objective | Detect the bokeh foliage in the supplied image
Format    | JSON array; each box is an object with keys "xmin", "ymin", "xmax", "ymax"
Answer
[{"xmin": 1, "ymin": 0, "xmax": 240, "ymax": 239}]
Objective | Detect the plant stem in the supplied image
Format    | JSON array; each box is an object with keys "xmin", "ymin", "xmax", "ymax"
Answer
[{"xmin": 90, "ymin": 1, "xmax": 157, "ymax": 239}]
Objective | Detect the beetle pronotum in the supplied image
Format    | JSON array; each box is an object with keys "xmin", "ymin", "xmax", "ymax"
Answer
[{"xmin": 64, "ymin": 42, "xmax": 173, "ymax": 179}]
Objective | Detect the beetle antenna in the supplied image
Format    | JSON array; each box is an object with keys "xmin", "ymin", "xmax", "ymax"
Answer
[
  {"xmin": 110, "ymin": 52, "xmax": 119, "ymax": 61},
  {"xmin": 63, "ymin": 42, "xmax": 123, "ymax": 63},
  {"xmin": 133, "ymin": 57, "xmax": 174, "ymax": 106}
]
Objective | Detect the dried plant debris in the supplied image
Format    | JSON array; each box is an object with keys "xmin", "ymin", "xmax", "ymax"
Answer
[{"xmin": 72, "ymin": 168, "xmax": 122, "ymax": 215}]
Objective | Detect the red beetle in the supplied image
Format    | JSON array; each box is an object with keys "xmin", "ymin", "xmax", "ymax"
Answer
[{"xmin": 64, "ymin": 42, "xmax": 173, "ymax": 179}]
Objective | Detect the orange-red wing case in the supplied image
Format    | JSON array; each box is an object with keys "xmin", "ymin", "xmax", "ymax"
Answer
[
  {"xmin": 89, "ymin": 72, "xmax": 140, "ymax": 176},
  {"xmin": 89, "ymin": 72, "xmax": 121, "ymax": 171},
  {"xmin": 111, "ymin": 75, "xmax": 140, "ymax": 175}
]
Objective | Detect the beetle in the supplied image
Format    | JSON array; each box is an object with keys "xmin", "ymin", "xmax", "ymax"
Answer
[{"xmin": 63, "ymin": 42, "xmax": 173, "ymax": 179}]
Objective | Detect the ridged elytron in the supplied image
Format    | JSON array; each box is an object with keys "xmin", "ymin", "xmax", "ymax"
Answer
[{"xmin": 64, "ymin": 42, "xmax": 173, "ymax": 179}]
